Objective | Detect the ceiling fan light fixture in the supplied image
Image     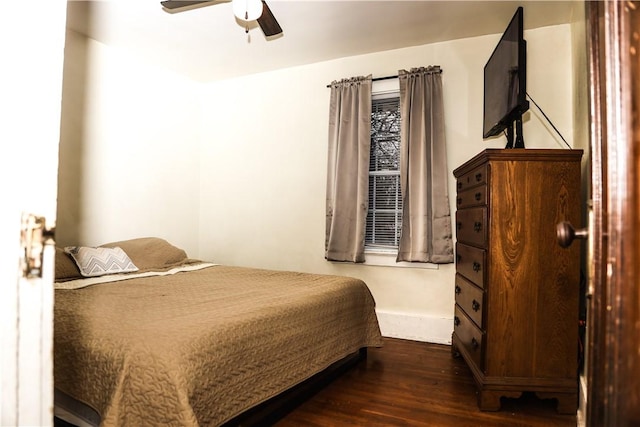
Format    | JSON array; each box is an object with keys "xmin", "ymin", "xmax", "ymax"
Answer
[{"xmin": 232, "ymin": 0, "xmax": 262, "ymax": 21}]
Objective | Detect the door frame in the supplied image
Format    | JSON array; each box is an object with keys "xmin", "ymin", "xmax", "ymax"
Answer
[{"xmin": 585, "ymin": 1, "xmax": 640, "ymax": 425}]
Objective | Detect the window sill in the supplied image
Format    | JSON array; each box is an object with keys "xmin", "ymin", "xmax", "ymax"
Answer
[{"xmin": 363, "ymin": 249, "xmax": 438, "ymax": 270}]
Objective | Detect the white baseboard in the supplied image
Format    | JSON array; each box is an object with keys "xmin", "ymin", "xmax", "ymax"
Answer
[{"xmin": 376, "ymin": 309, "xmax": 453, "ymax": 345}]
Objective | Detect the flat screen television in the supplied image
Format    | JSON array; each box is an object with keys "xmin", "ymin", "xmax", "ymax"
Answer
[{"xmin": 482, "ymin": 7, "xmax": 529, "ymax": 148}]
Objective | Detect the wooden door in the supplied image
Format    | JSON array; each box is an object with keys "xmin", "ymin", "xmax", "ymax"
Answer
[
  {"xmin": 0, "ymin": 1, "xmax": 67, "ymax": 425},
  {"xmin": 585, "ymin": 1, "xmax": 640, "ymax": 425}
]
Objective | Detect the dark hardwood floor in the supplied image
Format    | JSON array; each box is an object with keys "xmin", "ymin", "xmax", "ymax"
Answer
[{"xmin": 275, "ymin": 337, "xmax": 577, "ymax": 427}]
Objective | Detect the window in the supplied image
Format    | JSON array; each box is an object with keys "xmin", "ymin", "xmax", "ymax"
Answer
[{"xmin": 366, "ymin": 93, "xmax": 402, "ymax": 252}]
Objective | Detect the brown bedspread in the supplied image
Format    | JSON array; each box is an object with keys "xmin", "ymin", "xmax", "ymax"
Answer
[{"xmin": 54, "ymin": 265, "xmax": 383, "ymax": 426}]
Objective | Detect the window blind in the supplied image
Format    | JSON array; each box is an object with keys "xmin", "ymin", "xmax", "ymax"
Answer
[{"xmin": 366, "ymin": 95, "xmax": 402, "ymax": 249}]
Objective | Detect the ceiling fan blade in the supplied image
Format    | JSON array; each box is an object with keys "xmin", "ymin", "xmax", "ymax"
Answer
[
  {"xmin": 161, "ymin": 1, "xmax": 214, "ymax": 11},
  {"xmin": 257, "ymin": 1, "xmax": 282, "ymax": 37}
]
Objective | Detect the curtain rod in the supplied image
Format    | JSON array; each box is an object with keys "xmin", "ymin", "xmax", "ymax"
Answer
[
  {"xmin": 326, "ymin": 70, "xmax": 442, "ymax": 88},
  {"xmin": 326, "ymin": 75, "xmax": 396, "ymax": 88}
]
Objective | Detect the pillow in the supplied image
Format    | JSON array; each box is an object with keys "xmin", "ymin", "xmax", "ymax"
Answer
[
  {"xmin": 100, "ymin": 237, "xmax": 189, "ymax": 272},
  {"xmin": 64, "ymin": 246, "xmax": 139, "ymax": 278},
  {"xmin": 55, "ymin": 247, "xmax": 83, "ymax": 281}
]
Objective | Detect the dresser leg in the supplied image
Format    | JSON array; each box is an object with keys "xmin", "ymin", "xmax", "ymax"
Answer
[
  {"xmin": 536, "ymin": 392, "xmax": 578, "ymax": 414},
  {"xmin": 477, "ymin": 390, "xmax": 522, "ymax": 411},
  {"xmin": 451, "ymin": 341, "xmax": 461, "ymax": 358}
]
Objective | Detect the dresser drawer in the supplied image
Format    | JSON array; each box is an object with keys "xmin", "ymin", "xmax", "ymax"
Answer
[
  {"xmin": 454, "ymin": 305, "xmax": 484, "ymax": 370},
  {"xmin": 456, "ymin": 185, "xmax": 487, "ymax": 209},
  {"xmin": 455, "ymin": 274, "xmax": 484, "ymax": 328},
  {"xmin": 455, "ymin": 207, "xmax": 487, "ymax": 248},
  {"xmin": 456, "ymin": 243, "xmax": 486, "ymax": 288},
  {"xmin": 456, "ymin": 163, "xmax": 487, "ymax": 192}
]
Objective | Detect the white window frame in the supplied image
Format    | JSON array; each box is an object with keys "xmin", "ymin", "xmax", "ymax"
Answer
[{"xmin": 365, "ymin": 79, "xmax": 437, "ymax": 270}]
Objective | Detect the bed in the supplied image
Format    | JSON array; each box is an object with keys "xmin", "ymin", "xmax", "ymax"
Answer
[{"xmin": 53, "ymin": 237, "xmax": 383, "ymax": 426}]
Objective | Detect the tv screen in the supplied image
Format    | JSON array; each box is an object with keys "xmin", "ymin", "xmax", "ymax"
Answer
[{"xmin": 482, "ymin": 7, "xmax": 528, "ymax": 140}]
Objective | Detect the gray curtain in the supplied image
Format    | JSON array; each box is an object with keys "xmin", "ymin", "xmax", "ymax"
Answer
[
  {"xmin": 325, "ymin": 75, "xmax": 372, "ymax": 262},
  {"xmin": 397, "ymin": 66, "xmax": 453, "ymax": 263}
]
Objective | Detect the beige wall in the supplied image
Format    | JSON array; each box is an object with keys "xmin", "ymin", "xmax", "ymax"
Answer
[
  {"xmin": 197, "ymin": 24, "xmax": 577, "ymax": 342},
  {"xmin": 57, "ymin": 23, "xmax": 581, "ymax": 343},
  {"xmin": 57, "ymin": 31, "xmax": 202, "ymax": 256}
]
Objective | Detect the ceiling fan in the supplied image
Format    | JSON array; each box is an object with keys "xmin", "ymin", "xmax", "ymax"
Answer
[{"xmin": 160, "ymin": 0, "xmax": 283, "ymax": 37}]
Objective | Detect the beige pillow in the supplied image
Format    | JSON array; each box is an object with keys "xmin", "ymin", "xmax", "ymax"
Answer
[
  {"xmin": 100, "ymin": 237, "xmax": 189, "ymax": 272},
  {"xmin": 55, "ymin": 247, "xmax": 83, "ymax": 282}
]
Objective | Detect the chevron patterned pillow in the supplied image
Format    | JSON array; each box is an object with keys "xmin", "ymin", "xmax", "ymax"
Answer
[{"xmin": 64, "ymin": 246, "xmax": 139, "ymax": 278}]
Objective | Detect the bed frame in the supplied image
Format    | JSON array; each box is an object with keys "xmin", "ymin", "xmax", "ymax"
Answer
[{"xmin": 223, "ymin": 347, "xmax": 367, "ymax": 426}]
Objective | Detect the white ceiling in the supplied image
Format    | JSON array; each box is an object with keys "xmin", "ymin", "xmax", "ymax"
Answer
[{"xmin": 65, "ymin": 0, "xmax": 583, "ymax": 83}]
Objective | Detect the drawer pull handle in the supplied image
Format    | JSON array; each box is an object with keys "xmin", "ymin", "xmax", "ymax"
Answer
[
  {"xmin": 456, "ymin": 254, "xmax": 462, "ymax": 263},
  {"xmin": 472, "ymin": 300, "xmax": 481, "ymax": 312},
  {"xmin": 457, "ymin": 197, "xmax": 462, "ymax": 206},
  {"xmin": 454, "ymin": 316, "xmax": 461, "ymax": 326},
  {"xmin": 455, "ymin": 285, "xmax": 461, "ymax": 295},
  {"xmin": 475, "ymin": 192, "xmax": 482, "ymax": 201},
  {"xmin": 471, "ymin": 337, "xmax": 479, "ymax": 349},
  {"xmin": 473, "ymin": 222, "xmax": 482, "ymax": 232},
  {"xmin": 472, "ymin": 262, "xmax": 481, "ymax": 272},
  {"xmin": 475, "ymin": 173, "xmax": 482, "ymax": 182},
  {"xmin": 457, "ymin": 222, "xmax": 462, "ymax": 230},
  {"xmin": 457, "ymin": 182, "xmax": 462, "ymax": 190}
]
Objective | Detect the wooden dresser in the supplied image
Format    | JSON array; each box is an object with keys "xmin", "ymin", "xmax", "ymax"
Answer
[{"xmin": 451, "ymin": 148, "xmax": 583, "ymax": 413}]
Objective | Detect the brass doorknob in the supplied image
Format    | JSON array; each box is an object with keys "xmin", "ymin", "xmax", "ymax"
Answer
[{"xmin": 556, "ymin": 221, "xmax": 588, "ymax": 248}]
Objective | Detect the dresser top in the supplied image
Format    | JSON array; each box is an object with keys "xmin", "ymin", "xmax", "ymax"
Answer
[{"xmin": 453, "ymin": 148, "xmax": 584, "ymax": 177}]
